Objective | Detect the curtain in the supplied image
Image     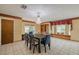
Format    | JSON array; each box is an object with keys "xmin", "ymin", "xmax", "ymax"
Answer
[{"xmin": 50, "ymin": 19, "xmax": 72, "ymax": 25}]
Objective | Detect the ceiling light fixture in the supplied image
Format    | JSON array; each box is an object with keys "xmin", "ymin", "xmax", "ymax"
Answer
[
  {"xmin": 36, "ymin": 12, "xmax": 41, "ymax": 24},
  {"xmin": 21, "ymin": 4, "xmax": 27, "ymax": 9}
]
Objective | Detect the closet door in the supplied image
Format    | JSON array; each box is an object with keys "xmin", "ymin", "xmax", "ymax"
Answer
[{"xmin": 1, "ymin": 19, "xmax": 14, "ymax": 45}]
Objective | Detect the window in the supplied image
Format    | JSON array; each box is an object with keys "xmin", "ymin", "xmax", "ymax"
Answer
[
  {"xmin": 24, "ymin": 26, "xmax": 36, "ymax": 34},
  {"xmin": 56, "ymin": 25, "xmax": 65, "ymax": 34},
  {"xmin": 24, "ymin": 26, "xmax": 29, "ymax": 33}
]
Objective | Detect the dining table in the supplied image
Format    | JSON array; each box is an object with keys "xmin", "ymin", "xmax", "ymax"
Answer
[
  {"xmin": 29, "ymin": 33, "xmax": 46, "ymax": 53},
  {"xmin": 34, "ymin": 34, "xmax": 46, "ymax": 53}
]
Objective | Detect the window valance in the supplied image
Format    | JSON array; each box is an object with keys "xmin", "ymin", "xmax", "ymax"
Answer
[{"xmin": 50, "ymin": 19, "xmax": 72, "ymax": 25}]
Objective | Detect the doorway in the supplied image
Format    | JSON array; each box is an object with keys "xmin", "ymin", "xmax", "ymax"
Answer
[
  {"xmin": 1, "ymin": 19, "xmax": 14, "ymax": 45},
  {"xmin": 41, "ymin": 24, "xmax": 49, "ymax": 33}
]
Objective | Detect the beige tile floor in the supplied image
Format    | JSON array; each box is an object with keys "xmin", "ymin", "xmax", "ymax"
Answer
[{"xmin": 0, "ymin": 37, "xmax": 79, "ymax": 55}]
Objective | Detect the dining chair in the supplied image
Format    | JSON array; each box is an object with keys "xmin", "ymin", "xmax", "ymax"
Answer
[
  {"xmin": 32, "ymin": 37, "xmax": 39, "ymax": 53},
  {"xmin": 24, "ymin": 32, "xmax": 34, "ymax": 48},
  {"xmin": 28, "ymin": 32, "xmax": 34, "ymax": 50},
  {"xmin": 29, "ymin": 31, "xmax": 33, "ymax": 35},
  {"xmin": 23, "ymin": 33, "xmax": 29, "ymax": 47},
  {"xmin": 28, "ymin": 34, "xmax": 39, "ymax": 53},
  {"xmin": 41, "ymin": 35, "xmax": 51, "ymax": 53}
]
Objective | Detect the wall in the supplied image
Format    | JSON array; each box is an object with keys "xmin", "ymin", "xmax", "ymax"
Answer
[
  {"xmin": 71, "ymin": 19, "xmax": 79, "ymax": 41},
  {"xmin": 36, "ymin": 24, "xmax": 41, "ymax": 33},
  {"xmin": 0, "ymin": 16, "xmax": 23, "ymax": 44},
  {"xmin": 14, "ymin": 19, "xmax": 22, "ymax": 42},
  {"xmin": 52, "ymin": 25, "xmax": 56, "ymax": 34},
  {"xmin": 0, "ymin": 19, "xmax": 1, "ymax": 45}
]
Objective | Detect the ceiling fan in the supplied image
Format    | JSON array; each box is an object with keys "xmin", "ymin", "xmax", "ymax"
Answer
[{"xmin": 21, "ymin": 4, "xmax": 27, "ymax": 9}]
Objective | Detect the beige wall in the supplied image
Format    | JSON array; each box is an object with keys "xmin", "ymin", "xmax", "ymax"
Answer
[
  {"xmin": 51, "ymin": 25, "xmax": 56, "ymax": 34},
  {"xmin": 71, "ymin": 19, "xmax": 79, "ymax": 41},
  {"xmin": 36, "ymin": 24, "xmax": 41, "ymax": 33},
  {"xmin": 14, "ymin": 19, "xmax": 22, "ymax": 42},
  {"xmin": 0, "ymin": 19, "xmax": 1, "ymax": 45}
]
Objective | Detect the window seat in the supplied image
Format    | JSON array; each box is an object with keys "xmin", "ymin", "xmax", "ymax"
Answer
[{"xmin": 51, "ymin": 34, "xmax": 71, "ymax": 40}]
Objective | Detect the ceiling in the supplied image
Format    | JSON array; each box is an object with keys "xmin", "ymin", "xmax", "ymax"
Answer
[{"xmin": 0, "ymin": 4, "xmax": 79, "ymax": 22}]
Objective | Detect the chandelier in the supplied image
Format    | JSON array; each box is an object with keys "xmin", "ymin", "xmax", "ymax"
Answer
[{"xmin": 36, "ymin": 12, "xmax": 41, "ymax": 24}]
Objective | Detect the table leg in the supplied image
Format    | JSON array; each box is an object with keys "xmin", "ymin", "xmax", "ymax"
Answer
[
  {"xmin": 27, "ymin": 40, "xmax": 28, "ymax": 47},
  {"xmin": 38, "ymin": 39, "xmax": 41, "ymax": 53},
  {"xmin": 29, "ymin": 39, "xmax": 32, "ymax": 50}
]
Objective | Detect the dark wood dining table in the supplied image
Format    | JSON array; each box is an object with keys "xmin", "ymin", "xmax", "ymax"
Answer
[
  {"xmin": 34, "ymin": 34, "xmax": 46, "ymax": 53},
  {"xmin": 29, "ymin": 34, "xmax": 46, "ymax": 53}
]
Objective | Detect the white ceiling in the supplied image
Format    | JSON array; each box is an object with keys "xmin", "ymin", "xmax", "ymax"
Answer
[{"xmin": 0, "ymin": 4, "xmax": 79, "ymax": 22}]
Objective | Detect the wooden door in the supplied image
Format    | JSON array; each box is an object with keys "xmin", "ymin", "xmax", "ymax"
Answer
[
  {"xmin": 41, "ymin": 25, "xmax": 46, "ymax": 33},
  {"xmin": 45, "ymin": 24, "xmax": 49, "ymax": 32},
  {"xmin": 1, "ymin": 19, "xmax": 14, "ymax": 45}
]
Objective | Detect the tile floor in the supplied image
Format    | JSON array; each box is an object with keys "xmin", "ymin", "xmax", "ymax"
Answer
[{"xmin": 0, "ymin": 37, "xmax": 79, "ymax": 55}]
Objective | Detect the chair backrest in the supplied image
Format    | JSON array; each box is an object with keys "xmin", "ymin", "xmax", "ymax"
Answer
[
  {"xmin": 29, "ymin": 31, "xmax": 33, "ymax": 35},
  {"xmin": 28, "ymin": 31, "xmax": 34, "ymax": 41},
  {"xmin": 23, "ymin": 33, "xmax": 29, "ymax": 40},
  {"xmin": 44, "ymin": 35, "xmax": 50, "ymax": 44}
]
